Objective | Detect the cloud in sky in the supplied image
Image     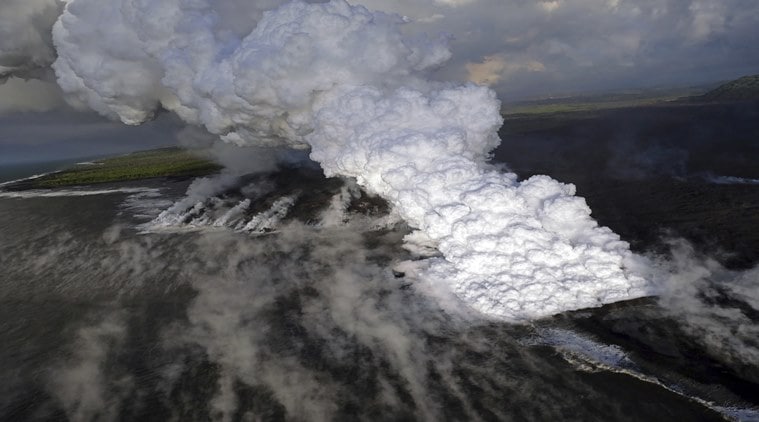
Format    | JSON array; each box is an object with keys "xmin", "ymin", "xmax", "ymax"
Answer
[
  {"xmin": 0, "ymin": 112, "xmax": 179, "ymax": 164},
  {"xmin": 0, "ymin": 0, "xmax": 757, "ymax": 163},
  {"xmin": 434, "ymin": 0, "xmax": 476, "ymax": 7},
  {"xmin": 0, "ymin": 0, "xmax": 62, "ymax": 81},
  {"xmin": 466, "ymin": 55, "xmax": 545, "ymax": 86},
  {"xmin": 0, "ymin": 76, "xmax": 65, "ymax": 114},
  {"xmin": 2, "ymin": 0, "xmax": 758, "ymax": 101},
  {"xmin": 351, "ymin": 0, "xmax": 759, "ymax": 99}
]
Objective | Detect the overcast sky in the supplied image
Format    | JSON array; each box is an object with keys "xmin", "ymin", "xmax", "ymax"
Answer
[
  {"xmin": 0, "ymin": 111, "xmax": 180, "ymax": 165},
  {"xmin": 1, "ymin": 0, "xmax": 758, "ymax": 164},
  {"xmin": 354, "ymin": 0, "xmax": 759, "ymax": 98}
]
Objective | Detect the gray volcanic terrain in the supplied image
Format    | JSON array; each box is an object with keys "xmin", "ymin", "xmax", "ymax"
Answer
[{"xmin": 1, "ymin": 101, "xmax": 758, "ymax": 421}]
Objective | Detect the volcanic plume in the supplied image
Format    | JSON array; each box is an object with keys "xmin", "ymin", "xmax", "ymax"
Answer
[{"xmin": 7, "ymin": 0, "xmax": 651, "ymax": 319}]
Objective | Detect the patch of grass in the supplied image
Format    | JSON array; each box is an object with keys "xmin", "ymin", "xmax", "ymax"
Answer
[
  {"xmin": 32, "ymin": 147, "xmax": 222, "ymax": 188},
  {"xmin": 502, "ymin": 94, "xmax": 686, "ymax": 116},
  {"xmin": 497, "ymin": 83, "xmax": 743, "ymax": 134},
  {"xmin": 500, "ymin": 85, "xmax": 714, "ymax": 117}
]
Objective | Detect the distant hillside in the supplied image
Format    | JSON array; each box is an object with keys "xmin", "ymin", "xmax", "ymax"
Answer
[
  {"xmin": 698, "ymin": 75, "xmax": 759, "ymax": 102},
  {"xmin": 501, "ymin": 85, "xmax": 708, "ymax": 116}
]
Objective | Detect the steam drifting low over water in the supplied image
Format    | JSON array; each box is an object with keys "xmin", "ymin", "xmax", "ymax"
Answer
[{"xmin": 1, "ymin": 174, "xmax": 757, "ymax": 421}]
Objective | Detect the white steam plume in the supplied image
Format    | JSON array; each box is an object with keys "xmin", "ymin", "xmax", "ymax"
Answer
[{"xmin": 49, "ymin": 0, "xmax": 649, "ymax": 319}]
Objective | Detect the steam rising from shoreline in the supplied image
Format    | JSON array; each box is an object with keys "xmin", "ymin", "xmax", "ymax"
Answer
[{"xmin": 9, "ymin": 0, "xmax": 650, "ymax": 319}]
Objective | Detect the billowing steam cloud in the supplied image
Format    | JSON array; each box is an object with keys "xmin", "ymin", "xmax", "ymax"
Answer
[
  {"xmin": 18, "ymin": 0, "xmax": 650, "ymax": 319},
  {"xmin": 308, "ymin": 85, "xmax": 648, "ymax": 319}
]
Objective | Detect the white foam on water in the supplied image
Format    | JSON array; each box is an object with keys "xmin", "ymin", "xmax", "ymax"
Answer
[
  {"xmin": 525, "ymin": 328, "xmax": 759, "ymax": 421},
  {"xmin": 0, "ymin": 187, "xmax": 159, "ymax": 198},
  {"xmin": 713, "ymin": 406, "xmax": 759, "ymax": 422},
  {"xmin": 524, "ymin": 327, "xmax": 634, "ymax": 369},
  {"xmin": 706, "ymin": 175, "xmax": 759, "ymax": 185},
  {"xmin": 0, "ymin": 171, "xmax": 56, "ymax": 188}
]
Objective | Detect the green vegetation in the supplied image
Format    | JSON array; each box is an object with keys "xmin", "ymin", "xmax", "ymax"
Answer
[
  {"xmin": 498, "ymin": 76, "xmax": 759, "ymax": 134},
  {"xmin": 501, "ymin": 87, "xmax": 705, "ymax": 116},
  {"xmin": 30, "ymin": 147, "xmax": 222, "ymax": 188},
  {"xmin": 502, "ymin": 96, "xmax": 672, "ymax": 115},
  {"xmin": 698, "ymin": 75, "xmax": 759, "ymax": 102}
]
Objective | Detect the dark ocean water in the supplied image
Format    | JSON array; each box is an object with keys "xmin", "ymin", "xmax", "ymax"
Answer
[
  {"xmin": 0, "ymin": 167, "xmax": 757, "ymax": 422},
  {"xmin": 0, "ymin": 154, "xmax": 116, "ymax": 185},
  {"xmin": 0, "ymin": 161, "xmax": 71, "ymax": 185},
  {"xmin": 1, "ymin": 102, "xmax": 758, "ymax": 421}
]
